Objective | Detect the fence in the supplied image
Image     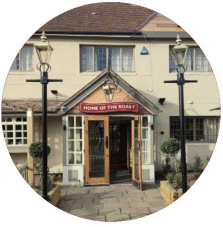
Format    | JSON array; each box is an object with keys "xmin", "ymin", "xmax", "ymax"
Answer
[{"xmin": 17, "ymin": 163, "xmax": 28, "ymax": 182}]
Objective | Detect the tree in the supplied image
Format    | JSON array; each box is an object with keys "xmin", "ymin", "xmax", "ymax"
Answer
[{"xmin": 161, "ymin": 138, "xmax": 181, "ymax": 172}]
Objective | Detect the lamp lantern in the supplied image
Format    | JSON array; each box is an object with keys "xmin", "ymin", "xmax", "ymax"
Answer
[
  {"xmin": 172, "ymin": 35, "xmax": 188, "ymax": 67},
  {"xmin": 103, "ymin": 79, "xmax": 116, "ymax": 101},
  {"xmin": 35, "ymin": 31, "xmax": 53, "ymax": 66}
]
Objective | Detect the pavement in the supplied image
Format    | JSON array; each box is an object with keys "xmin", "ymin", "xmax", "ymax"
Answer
[{"xmin": 57, "ymin": 183, "xmax": 168, "ymax": 222}]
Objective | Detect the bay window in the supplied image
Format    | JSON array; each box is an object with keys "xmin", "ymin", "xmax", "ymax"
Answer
[
  {"xmin": 80, "ymin": 46, "xmax": 134, "ymax": 72},
  {"xmin": 2, "ymin": 117, "xmax": 27, "ymax": 145}
]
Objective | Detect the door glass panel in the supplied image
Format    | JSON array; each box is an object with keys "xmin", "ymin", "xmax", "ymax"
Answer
[
  {"xmin": 89, "ymin": 121, "xmax": 105, "ymax": 178},
  {"xmin": 134, "ymin": 121, "xmax": 139, "ymax": 180}
]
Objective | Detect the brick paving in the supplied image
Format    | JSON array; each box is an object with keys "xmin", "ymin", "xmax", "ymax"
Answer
[{"xmin": 57, "ymin": 183, "xmax": 168, "ymax": 222}]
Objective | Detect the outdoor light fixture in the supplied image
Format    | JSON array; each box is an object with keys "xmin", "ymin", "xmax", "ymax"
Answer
[
  {"xmin": 26, "ymin": 31, "xmax": 62, "ymax": 201},
  {"xmin": 158, "ymin": 98, "xmax": 165, "ymax": 105},
  {"xmin": 103, "ymin": 79, "xmax": 116, "ymax": 101},
  {"xmin": 171, "ymin": 35, "xmax": 188, "ymax": 71},
  {"xmin": 164, "ymin": 35, "xmax": 197, "ymax": 194},
  {"xmin": 35, "ymin": 31, "xmax": 53, "ymax": 68}
]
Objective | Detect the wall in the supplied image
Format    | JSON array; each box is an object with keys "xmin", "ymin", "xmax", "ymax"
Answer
[{"xmin": 3, "ymin": 36, "xmax": 220, "ymax": 172}]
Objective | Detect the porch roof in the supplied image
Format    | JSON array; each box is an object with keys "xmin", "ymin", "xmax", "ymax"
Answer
[
  {"xmin": 57, "ymin": 67, "xmax": 160, "ymax": 115},
  {"xmin": 1, "ymin": 99, "xmax": 65, "ymax": 115}
]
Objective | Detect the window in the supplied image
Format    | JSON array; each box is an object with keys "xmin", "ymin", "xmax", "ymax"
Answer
[
  {"xmin": 170, "ymin": 46, "xmax": 212, "ymax": 72},
  {"xmin": 2, "ymin": 117, "xmax": 27, "ymax": 145},
  {"xmin": 170, "ymin": 117, "xmax": 220, "ymax": 142},
  {"xmin": 67, "ymin": 116, "xmax": 84, "ymax": 165},
  {"xmin": 80, "ymin": 46, "xmax": 134, "ymax": 72},
  {"xmin": 10, "ymin": 46, "xmax": 34, "ymax": 71},
  {"xmin": 141, "ymin": 116, "xmax": 151, "ymax": 164}
]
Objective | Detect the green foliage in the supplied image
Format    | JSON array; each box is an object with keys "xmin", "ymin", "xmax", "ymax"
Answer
[
  {"xmin": 191, "ymin": 155, "xmax": 203, "ymax": 173},
  {"xmin": 35, "ymin": 176, "xmax": 56, "ymax": 194},
  {"xmin": 29, "ymin": 142, "xmax": 51, "ymax": 158},
  {"xmin": 174, "ymin": 173, "xmax": 182, "ymax": 187},
  {"xmin": 166, "ymin": 173, "xmax": 174, "ymax": 184},
  {"xmin": 161, "ymin": 138, "xmax": 180, "ymax": 157},
  {"xmin": 162, "ymin": 156, "xmax": 172, "ymax": 176}
]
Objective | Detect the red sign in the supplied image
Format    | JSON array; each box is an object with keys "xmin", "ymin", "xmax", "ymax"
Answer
[{"xmin": 79, "ymin": 102, "xmax": 138, "ymax": 113}]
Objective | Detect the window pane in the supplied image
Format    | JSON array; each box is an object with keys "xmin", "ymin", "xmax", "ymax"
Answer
[
  {"xmin": 21, "ymin": 46, "xmax": 33, "ymax": 71},
  {"xmin": 122, "ymin": 47, "xmax": 133, "ymax": 71},
  {"xmin": 68, "ymin": 141, "xmax": 74, "ymax": 151},
  {"xmin": 80, "ymin": 46, "xmax": 94, "ymax": 71},
  {"xmin": 185, "ymin": 48, "xmax": 193, "ymax": 71},
  {"xmin": 185, "ymin": 118, "xmax": 194, "ymax": 141},
  {"xmin": 76, "ymin": 129, "xmax": 82, "ymax": 139},
  {"xmin": 76, "ymin": 141, "xmax": 82, "ymax": 151},
  {"xmin": 68, "ymin": 117, "xmax": 74, "ymax": 127},
  {"xmin": 16, "ymin": 125, "xmax": 22, "ymax": 130},
  {"xmin": 142, "ymin": 117, "xmax": 148, "ymax": 127},
  {"xmin": 7, "ymin": 139, "xmax": 13, "ymax": 145},
  {"xmin": 16, "ymin": 118, "xmax": 22, "ymax": 122},
  {"xmin": 68, "ymin": 129, "xmax": 74, "ymax": 139},
  {"xmin": 142, "ymin": 129, "xmax": 148, "ymax": 139},
  {"xmin": 68, "ymin": 153, "xmax": 75, "ymax": 164},
  {"xmin": 10, "ymin": 54, "xmax": 19, "ymax": 71},
  {"xmin": 95, "ymin": 47, "xmax": 107, "ymax": 71},
  {"xmin": 7, "ymin": 132, "xmax": 13, "ymax": 138},
  {"xmin": 7, "ymin": 125, "xmax": 13, "ymax": 130},
  {"xmin": 76, "ymin": 117, "xmax": 82, "ymax": 127},
  {"xmin": 195, "ymin": 118, "xmax": 204, "ymax": 141},
  {"xmin": 195, "ymin": 48, "xmax": 211, "ymax": 72},
  {"xmin": 16, "ymin": 132, "xmax": 22, "ymax": 137},
  {"xmin": 76, "ymin": 153, "xmax": 82, "ymax": 164},
  {"xmin": 16, "ymin": 139, "xmax": 22, "ymax": 145},
  {"xmin": 6, "ymin": 118, "xmax": 12, "ymax": 122},
  {"xmin": 109, "ymin": 47, "xmax": 121, "ymax": 71}
]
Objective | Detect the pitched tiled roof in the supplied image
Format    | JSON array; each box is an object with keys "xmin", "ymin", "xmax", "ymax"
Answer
[
  {"xmin": 2, "ymin": 99, "xmax": 65, "ymax": 114},
  {"xmin": 38, "ymin": 2, "xmax": 155, "ymax": 33}
]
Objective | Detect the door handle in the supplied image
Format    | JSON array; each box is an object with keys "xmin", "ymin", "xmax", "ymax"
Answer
[{"xmin": 105, "ymin": 136, "xmax": 109, "ymax": 149}]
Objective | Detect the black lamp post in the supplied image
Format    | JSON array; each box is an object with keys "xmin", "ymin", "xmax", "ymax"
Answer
[
  {"xmin": 164, "ymin": 35, "xmax": 197, "ymax": 193},
  {"xmin": 26, "ymin": 32, "xmax": 62, "ymax": 200}
]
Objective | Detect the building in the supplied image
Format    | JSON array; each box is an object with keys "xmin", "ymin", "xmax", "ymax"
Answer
[{"xmin": 1, "ymin": 2, "xmax": 220, "ymax": 188}]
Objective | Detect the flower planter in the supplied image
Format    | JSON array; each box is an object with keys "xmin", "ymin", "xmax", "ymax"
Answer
[
  {"xmin": 160, "ymin": 181, "xmax": 182, "ymax": 204},
  {"xmin": 48, "ymin": 184, "xmax": 61, "ymax": 206}
]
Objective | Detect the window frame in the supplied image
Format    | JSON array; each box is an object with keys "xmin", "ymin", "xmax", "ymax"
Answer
[
  {"xmin": 170, "ymin": 116, "xmax": 220, "ymax": 143},
  {"xmin": 2, "ymin": 117, "xmax": 27, "ymax": 146},
  {"xmin": 169, "ymin": 46, "xmax": 212, "ymax": 73},
  {"xmin": 10, "ymin": 45, "xmax": 34, "ymax": 72},
  {"xmin": 80, "ymin": 45, "xmax": 135, "ymax": 73},
  {"xmin": 66, "ymin": 116, "xmax": 84, "ymax": 165}
]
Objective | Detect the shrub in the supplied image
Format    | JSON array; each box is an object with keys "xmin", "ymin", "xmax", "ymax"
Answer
[
  {"xmin": 192, "ymin": 155, "xmax": 203, "ymax": 173},
  {"xmin": 29, "ymin": 142, "xmax": 51, "ymax": 158},
  {"xmin": 35, "ymin": 176, "xmax": 56, "ymax": 195},
  {"xmin": 174, "ymin": 173, "xmax": 182, "ymax": 187},
  {"xmin": 161, "ymin": 138, "xmax": 180, "ymax": 157},
  {"xmin": 166, "ymin": 173, "xmax": 174, "ymax": 184}
]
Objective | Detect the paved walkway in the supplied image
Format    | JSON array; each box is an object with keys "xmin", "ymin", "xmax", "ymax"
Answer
[{"xmin": 57, "ymin": 183, "xmax": 168, "ymax": 222}]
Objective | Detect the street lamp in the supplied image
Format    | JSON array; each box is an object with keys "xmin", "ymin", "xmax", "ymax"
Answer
[
  {"xmin": 26, "ymin": 31, "xmax": 62, "ymax": 200},
  {"xmin": 164, "ymin": 35, "xmax": 197, "ymax": 193}
]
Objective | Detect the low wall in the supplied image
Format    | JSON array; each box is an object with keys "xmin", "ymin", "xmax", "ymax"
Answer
[
  {"xmin": 48, "ymin": 184, "xmax": 61, "ymax": 206},
  {"xmin": 160, "ymin": 181, "xmax": 182, "ymax": 204}
]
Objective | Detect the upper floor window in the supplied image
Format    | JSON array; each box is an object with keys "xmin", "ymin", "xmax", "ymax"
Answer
[
  {"xmin": 10, "ymin": 46, "xmax": 34, "ymax": 71},
  {"xmin": 2, "ymin": 117, "xmax": 27, "ymax": 146},
  {"xmin": 170, "ymin": 116, "xmax": 219, "ymax": 142},
  {"xmin": 80, "ymin": 46, "xmax": 134, "ymax": 72},
  {"xmin": 170, "ymin": 46, "xmax": 212, "ymax": 72}
]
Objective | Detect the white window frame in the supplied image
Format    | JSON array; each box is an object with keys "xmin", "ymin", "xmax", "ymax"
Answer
[
  {"xmin": 2, "ymin": 117, "xmax": 27, "ymax": 146},
  {"xmin": 141, "ymin": 116, "xmax": 153, "ymax": 164},
  {"xmin": 169, "ymin": 46, "xmax": 212, "ymax": 73},
  {"xmin": 80, "ymin": 45, "xmax": 135, "ymax": 72},
  {"xmin": 66, "ymin": 116, "xmax": 84, "ymax": 165},
  {"xmin": 10, "ymin": 45, "xmax": 34, "ymax": 71}
]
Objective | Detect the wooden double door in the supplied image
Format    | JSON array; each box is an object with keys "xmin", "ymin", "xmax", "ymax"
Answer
[{"xmin": 84, "ymin": 116, "xmax": 142, "ymax": 189}]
